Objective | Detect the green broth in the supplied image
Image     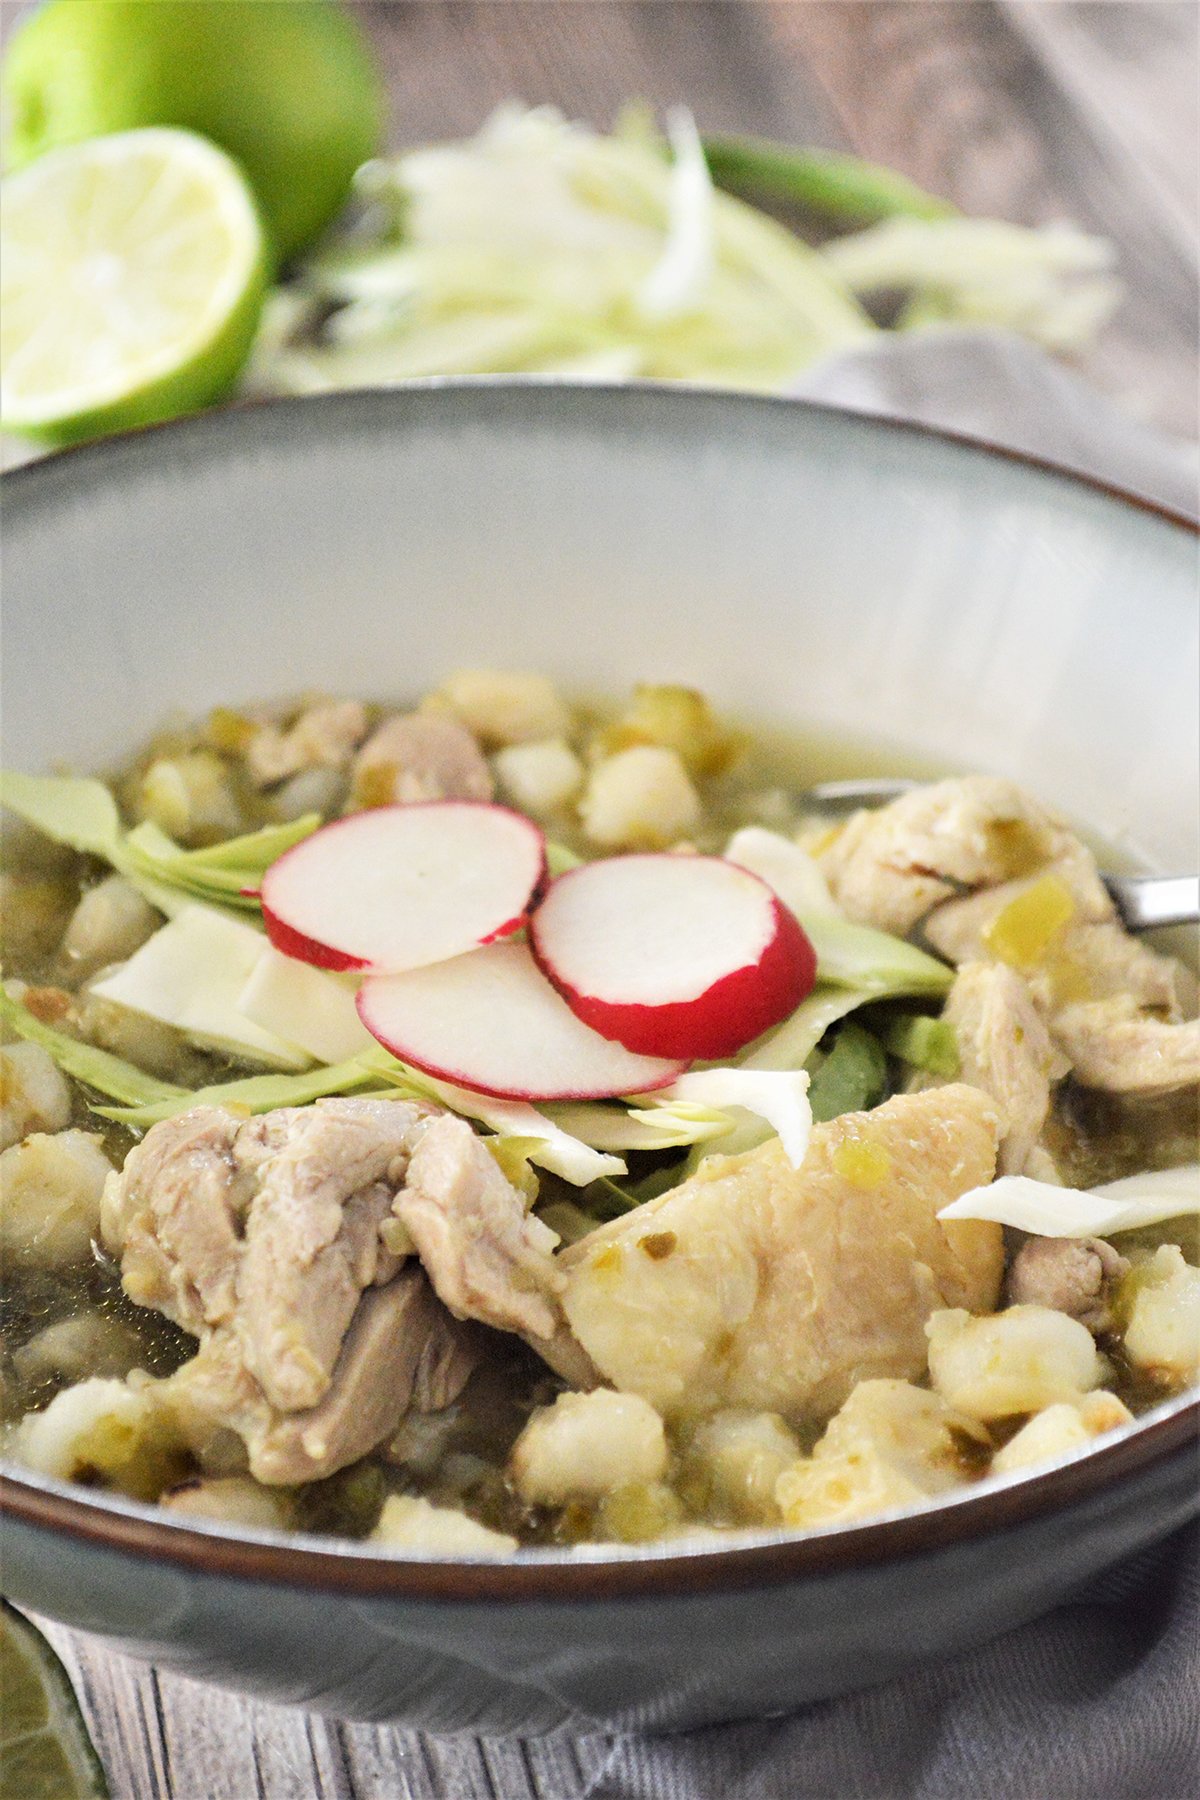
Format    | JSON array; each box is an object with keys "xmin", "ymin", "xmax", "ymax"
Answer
[{"xmin": 2, "ymin": 685, "xmax": 1195, "ymax": 1546}]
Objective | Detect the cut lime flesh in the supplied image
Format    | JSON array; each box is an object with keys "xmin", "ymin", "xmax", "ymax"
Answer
[
  {"xmin": 0, "ymin": 127, "xmax": 265, "ymax": 443},
  {"xmin": 0, "ymin": 1602, "xmax": 109, "ymax": 1798}
]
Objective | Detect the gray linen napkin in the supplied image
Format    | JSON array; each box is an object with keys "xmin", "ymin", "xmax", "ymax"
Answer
[
  {"xmin": 567, "ymin": 1528, "xmax": 1200, "ymax": 1799},
  {"xmin": 551, "ymin": 333, "xmax": 1200, "ymax": 1800}
]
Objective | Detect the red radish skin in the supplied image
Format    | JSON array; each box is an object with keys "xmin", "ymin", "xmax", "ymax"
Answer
[
  {"xmin": 478, "ymin": 910, "xmax": 536, "ymax": 946},
  {"xmin": 260, "ymin": 908, "xmax": 366, "ymax": 972},
  {"xmin": 542, "ymin": 896, "xmax": 814, "ymax": 1059},
  {"xmin": 530, "ymin": 855, "xmax": 817, "ymax": 1061},
  {"xmin": 356, "ymin": 941, "xmax": 685, "ymax": 1101},
  {"xmin": 260, "ymin": 802, "xmax": 546, "ymax": 974}
]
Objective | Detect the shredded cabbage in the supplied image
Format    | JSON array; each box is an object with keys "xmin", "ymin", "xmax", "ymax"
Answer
[
  {"xmin": 401, "ymin": 1072, "xmax": 626, "ymax": 1186},
  {"xmin": 89, "ymin": 906, "xmax": 311, "ymax": 1070},
  {"xmin": 637, "ymin": 107, "xmax": 715, "ymax": 319},
  {"xmin": 245, "ymin": 107, "xmax": 1118, "ymax": 399},
  {"xmin": 122, "ymin": 815, "xmax": 319, "ymax": 908},
  {"xmin": 546, "ymin": 1099, "xmax": 733, "ymax": 1153},
  {"xmin": 236, "ymin": 947, "xmax": 374, "ymax": 1064},
  {"xmin": 1, "ymin": 768, "xmax": 317, "ymax": 918},
  {"xmin": 551, "ymin": 1068, "xmax": 813, "ymax": 1168},
  {"xmin": 938, "ymin": 1166, "xmax": 1200, "ymax": 1238},
  {"xmin": 825, "ymin": 217, "xmax": 1120, "ymax": 353},
  {"xmin": 799, "ymin": 914, "xmax": 953, "ymax": 997},
  {"xmin": 0, "ymin": 770, "xmax": 122, "ymax": 862},
  {"xmin": 641, "ymin": 1067, "xmax": 813, "ymax": 1168},
  {"xmin": 725, "ymin": 826, "xmax": 838, "ymax": 918},
  {"xmin": 344, "ymin": 1048, "xmax": 623, "ymax": 1186},
  {"xmin": 96, "ymin": 1057, "xmax": 387, "ymax": 1127},
  {"xmin": 740, "ymin": 984, "xmax": 870, "ymax": 1072},
  {"xmin": 248, "ymin": 105, "xmax": 875, "ymax": 398}
]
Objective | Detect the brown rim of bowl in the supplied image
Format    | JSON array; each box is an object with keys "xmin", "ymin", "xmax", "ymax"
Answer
[
  {"xmin": 2, "ymin": 375, "xmax": 1197, "ymax": 535},
  {"xmin": 2, "ymin": 379, "xmax": 1197, "ymax": 1602},
  {"xmin": 2, "ymin": 1395, "xmax": 1197, "ymax": 1602}
]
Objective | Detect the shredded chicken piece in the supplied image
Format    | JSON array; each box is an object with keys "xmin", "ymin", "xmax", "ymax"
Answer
[
  {"xmin": 102, "ymin": 1109, "xmax": 252, "ymax": 1335},
  {"xmin": 925, "ymin": 872, "xmax": 1191, "ymax": 1018},
  {"xmin": 398, "ymin": 1115, "xmax": 567, "ymax": 1344},
  {"xmin": 830, "ymin": 777, "xmax": 1197, "ymax": 1100},
  {"xmin": 162, "ymin": 1270, "xmax": 476, "ymax": 1484},
  {"xmin": 1052, "ymin": 1001, "xmax": 1200, "ymax": 1096},
  {"xmin": 350, "ymin": 712, "xmax": 493, "ymax": 807},
  {"xmin": 232, "ymin": 1101, "xmax": 418, "ymax": 1409},
  {"xmin": 817, "ymin": 777, "xmax": 1070, "ymax": 935},
  {"xmin": 940, "ymin": 962, "xmax": 1066, "ymax": 1174},
  {"xmin": 102, "ymin": 1098, "xmax": 482, "ymax": 1482},
  {"xmin": 246, "ymin": 701, "xmax": 369, "ymax": 788},
  {"xmin": 1005, "ymin": 1236, "xmax": 1129, "ymax": 1333},
  {"xmin": 560, "ymin": 1085, "xmax": 1003, "ymax": 1422}
]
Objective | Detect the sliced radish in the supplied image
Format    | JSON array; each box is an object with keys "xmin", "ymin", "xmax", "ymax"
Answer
[
  {"xmin": 529, "ymin": 854, "xmax": 816, "ymax": 1060},
  {"xmin": 260, "ymin": 802, "xmax": 545, "ymax": 973},
  {"xmin": 356, "ymin": 941, "xmax": 684, "ymax": 1101}
]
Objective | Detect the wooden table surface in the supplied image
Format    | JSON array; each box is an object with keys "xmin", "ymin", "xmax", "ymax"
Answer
[{"xmin": 7, "ymin": 4, "xmax": 1198, "ymax": 1797}]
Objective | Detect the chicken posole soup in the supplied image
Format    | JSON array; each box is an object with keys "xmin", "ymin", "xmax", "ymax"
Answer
[{"xmin": 1, "ymin": 674, "xmax": 1196, "ymax": 1553}]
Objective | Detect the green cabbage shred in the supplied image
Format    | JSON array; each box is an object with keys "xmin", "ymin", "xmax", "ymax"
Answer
[{"xmin": 246, "ymin": 105, "xmax": 1118, "ymax": 398}]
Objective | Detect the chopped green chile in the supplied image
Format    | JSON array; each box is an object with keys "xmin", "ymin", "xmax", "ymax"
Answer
[
  {"xmin": 292, "ymin": 1462, "xmax": 387, "ymax": 1539},
  {"xmin": 882, "ymin": 1012, "xmax": 961, "ymax": 1078},
  {"xmin": 807, "ymin": 1022, "xmax": 889, "ymax": 1123}
]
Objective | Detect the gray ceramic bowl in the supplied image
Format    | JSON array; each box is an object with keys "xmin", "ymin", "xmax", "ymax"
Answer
[{"xmin": 1, "ymin": 384, "xmax": 1197, "ymax": 1734}]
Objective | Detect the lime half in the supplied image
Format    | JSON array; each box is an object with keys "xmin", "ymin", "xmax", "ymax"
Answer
[
  {"xmin": 0, "ymin": 127, "xmax": 266, "ymax": 444},
  {"xmin": 0, "ymin": 1602, "xmax": 108, "ymax": 1798}
]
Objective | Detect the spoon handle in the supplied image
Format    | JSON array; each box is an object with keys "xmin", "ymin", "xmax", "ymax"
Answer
[{"xmin": 1104, "ymin": 874, "xmax": 1200, "ymax": 933}]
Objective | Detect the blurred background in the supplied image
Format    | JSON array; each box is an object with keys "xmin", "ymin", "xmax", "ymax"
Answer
[
  {"xmin": 341, "ymin": 0, "xmax": 1198, "ymax": 433},
  {"xmin": 1, "ymin": 0, "xmax": 1196, "ymax": 446}
]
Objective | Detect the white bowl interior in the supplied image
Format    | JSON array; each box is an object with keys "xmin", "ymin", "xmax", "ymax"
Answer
[{"xmin": 3, "ymin": 384, "xmax": 1196, "ymax": 870}]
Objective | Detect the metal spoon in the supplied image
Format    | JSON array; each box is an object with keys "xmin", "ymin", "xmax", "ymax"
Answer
[{"xmin": 801, "ymin": 779, "xmax": 1200, "ymax": 933}]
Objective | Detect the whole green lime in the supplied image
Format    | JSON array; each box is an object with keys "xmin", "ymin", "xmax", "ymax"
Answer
[{"xmin": 1, "ymin": 0, "xmax": 384, "ymax": 264}]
